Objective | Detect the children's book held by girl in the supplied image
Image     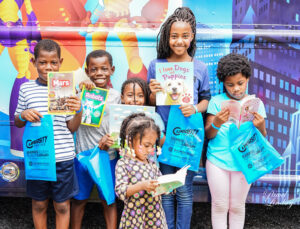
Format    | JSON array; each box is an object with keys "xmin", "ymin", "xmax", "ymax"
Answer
[
  {"xmin": 80, "ymin": 86, "xmax": 108, "ymax": 127},
  {"xmin": 152, "ymin": 165, "xmax": 190, "ymax": 196},
  {"xmin": 156, "ymin": 62, "xmax": 194, "ymax": 106},
  {"xmin": 221, "ymin": 95, "xmax": 261, "ymax": 128},
  {"xmin": 48, "ymin": 71, "xmax": 75, "ymax": 114}
]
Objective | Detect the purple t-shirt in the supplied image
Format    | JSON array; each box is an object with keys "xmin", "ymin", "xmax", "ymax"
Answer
[{"xmin": 147, "ymin": 58, "xmax": 210, "ymax": 130}]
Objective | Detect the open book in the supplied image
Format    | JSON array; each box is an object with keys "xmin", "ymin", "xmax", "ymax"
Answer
[
  {"xmin": 221, "ymin": 95, "xmax": 261, "ymax": 128},
  {"xmin": 152, "ymin": 165, "xmax": 190, "ymax": 197}
]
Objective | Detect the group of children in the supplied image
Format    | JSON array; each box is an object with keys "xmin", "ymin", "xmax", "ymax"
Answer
[{"xmin": 14, "ymin": 6, "xmax": 267, "ymax": 229}]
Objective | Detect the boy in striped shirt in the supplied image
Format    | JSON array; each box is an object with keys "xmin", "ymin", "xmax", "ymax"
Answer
[{"xmin": 14, "ymin": 39, "xmax": 82, "ymax": 229}]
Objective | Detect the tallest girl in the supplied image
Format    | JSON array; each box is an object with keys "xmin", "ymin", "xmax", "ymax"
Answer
[{"xmin": 147, "ymin": 7, "xmax": 211, "ymax": 229}]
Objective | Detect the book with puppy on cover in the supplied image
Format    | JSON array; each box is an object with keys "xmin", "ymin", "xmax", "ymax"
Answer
[
  {"xmin": 156, "ymin": 62, "xmax": 194, "ymax": 106},
  {"xmin": 221, "ymin": 95, "xmax": 261, "ymax": 128}
]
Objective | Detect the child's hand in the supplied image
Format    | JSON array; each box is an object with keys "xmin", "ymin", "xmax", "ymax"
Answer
[
  {"xmin": 20, "ymin": 109, "xmax": 43, "ymax": 122},
  {"xmin": 179, "ymin": 104, "xmax": 195, "ymax": 117},
  {"xmin": 98, "ymin": 134, "xmax": 114, "ymax": 151},
  {"xmin": 67, "ymin": 96, "xmax": 82, "ymax": 112},
  {"xmin": 213, "ymin": 108, "xmax": 230, "ymax": 127},
  {"xmin": 141, "ymin": 180, "xmax": 159, "ymax": 193},
  {"xmin": 251, "ymin": 112, "xmax": 267, "ymax": 136},
  {"xmin": 79, "ymin": 79, "xmax": 96, "ymax": 91},
  {"xmin": 149, "ymin": 79, "xmax": 163, "ymax": 95}
]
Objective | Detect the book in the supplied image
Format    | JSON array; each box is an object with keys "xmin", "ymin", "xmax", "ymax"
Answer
[
  {"xmin": 221, "ymin": 95, "xmax": 261, "ymax": 128},
  {"xmin": 109, "ymin": 104, "xmax": 155, "ymax": 148},
  {"xmin": 80, "ymin": 86, "xmax": 109, "ymax": 127},
  {"xmin": 152, "ymin": 165, "xmax": 190, "ymax": 197},
  {"xmin": 48, "ymin": 71, "xmax": 75, "ymax": 114},
  {"xmin": 155, "ymin": 62, "xmax": 194, "ymax": 106}
]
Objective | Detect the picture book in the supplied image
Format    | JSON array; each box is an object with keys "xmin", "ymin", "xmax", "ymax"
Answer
[
  {"xmin": 156, "ymin": 62, "xmax": 194, "ymax": 106},
  {"xmin": 109, "ymin": 104, "xmax": 155, "ymax": 148},
  {"xmin": 80, "ymin": 86, "xmax": 109, "ymax": 127},
  {"xmin": 152, "ymin": 165, "xmax": 190, "ymax": 197},
  {"xmin": 48, "ymin": 71, "xmax": 75, "ymax": 114},
  {"xmin": 221, "ymin": 95, "xmax": 261, "ymax": 128}
]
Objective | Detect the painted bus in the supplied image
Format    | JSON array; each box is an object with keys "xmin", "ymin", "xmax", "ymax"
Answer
[{"xmin": 0, "ymin": 0, "xmax": 299, "ymax": 205}]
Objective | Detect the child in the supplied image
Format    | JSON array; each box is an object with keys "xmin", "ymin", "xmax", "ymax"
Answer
[
  {"xmin": 14, "ymin": 39, "xmax": 82, "ymax": 229},
  {"xmin": 115, "ymin": 113, "xmax": 167, "ymax": 229},
  {"xmin": 121, "ymin": 77, "xmax": 165, "ymax": 146},
  {"xmin": 205, "ymin": 53, "xmax": 267, "ymax": 229},
  {"xmin": 147, "ymin": 7, "xmax": 211, "ymax": 228},
  {"xmin": 71, "ymin": 50, "xmax": 121, "ymax": 229}
]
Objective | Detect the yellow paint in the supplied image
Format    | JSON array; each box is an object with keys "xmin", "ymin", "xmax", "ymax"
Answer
[{"xmin": 0, "ymin": 0, "xmax": 19, "ymax": 22}]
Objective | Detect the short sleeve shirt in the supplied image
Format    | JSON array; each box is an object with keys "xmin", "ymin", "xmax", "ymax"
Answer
[{"xmin": 206, "ymin": 93, "xmax": 267, "ymax": 171}]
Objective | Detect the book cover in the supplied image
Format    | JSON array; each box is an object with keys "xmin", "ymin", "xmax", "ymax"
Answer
[
  {"xmin": 156, "ymin": 62, "xmax": 194, "ymax": 106},
  {"xmin": 109, "ymin": 104, "xmax": 155, "ymax": 148},
  {"xmin": 221, "ymin": 95, "xmax": 261, "ymax": 128},
  {"xmin": 48, "ymin": 71, "xmax": 75, "ymax": 115},
  {"xmin": 152, "ymin": 165, "xmax": 190, "ymax": 196},
  {"xmin": 81, "ymin": 86, "xmax": 109, "ymax": 127}
]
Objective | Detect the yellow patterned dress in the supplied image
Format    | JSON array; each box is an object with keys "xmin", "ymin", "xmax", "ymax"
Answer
[{"xmin": 115, "ymin": 156, "xmax": 167, "ymax": 229}]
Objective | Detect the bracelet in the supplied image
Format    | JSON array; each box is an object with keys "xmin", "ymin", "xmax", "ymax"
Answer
[
  {"xmin": 193, "ymin": 105, "xmax": 198, "ymax": 113},
  {"xmin": 76, "ymin": 104, "xmax": 83, "ymax": 114},
  {"xmin": 19, "ymin": 113, "xmax": 26, "ymax": 122},
  {"xmin": 211, "ymin": 122, "xmax": 220, "ymax": 130}
]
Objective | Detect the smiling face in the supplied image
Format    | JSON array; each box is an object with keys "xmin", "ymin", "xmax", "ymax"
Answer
[
  {"xmin": 85, "ymin": 56, "xmax": 115, "ymax": 89},
  {"xmin": 132, "ymin": 128, "xmax": 158, "ymax": 163},
  {"xmin": 121, "ymin": 83, "xmax": 146, "ymax": 105},
  {"xmin": 33, "ymin": 50, "xmax": 63, "ymax": 85},
  {"xmin": 224, "ymin": 73, "xmax": 249, "ymax": 100},
  {"xmin": 169, "ymin": 20, "xmax": 194, "ymax": 60}
]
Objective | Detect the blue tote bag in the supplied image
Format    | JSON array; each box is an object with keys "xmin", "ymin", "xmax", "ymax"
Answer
[
  {"xmin": 229, "ymin": 122, "xmax": 284, "ymax": 184},
  {"xmin": 159, "ymin": 105, "xmax": 204, "ymax": 172},
  {"xmin": 76, "ymin": 146, "xmax": 115, "ymax": 205},
  {"xmin": 22, "ymin": 115, "xmax": 56, "ymax": 181}
]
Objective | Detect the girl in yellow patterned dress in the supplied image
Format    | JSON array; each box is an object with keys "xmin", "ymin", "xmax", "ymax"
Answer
[{"xmin": 115, "ymin": 113, "xmax": 167, "ymax": 229}]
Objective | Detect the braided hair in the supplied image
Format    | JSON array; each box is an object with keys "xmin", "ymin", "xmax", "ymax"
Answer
[
  {"xmin": 157, "ymin": 7, "xmax": 196, "ymax": 59},
  {"xmin": 119, "ymin": 113, "xmax": 160, "ymax": 150},
  {"xmin": 121, "ymin": 77, "xmax": 150, "ymax": 105}
]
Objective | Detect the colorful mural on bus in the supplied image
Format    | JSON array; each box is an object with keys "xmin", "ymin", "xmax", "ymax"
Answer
[{"xmin": 0, "ymin": 0, "xmax": 299, "ymax": 204}]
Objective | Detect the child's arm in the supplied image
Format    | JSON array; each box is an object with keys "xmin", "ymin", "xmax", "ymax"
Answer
[
  {"xmin": 252, "ymin": 112, "xmax": 267, "ymax": 137},
  {"xmin": 66, "ymin": 96, "xmax": 82, "ymax": 133},
  {"xmin": 126, "ymin": 180, "xmax": 159, "ymax": 198},
  {"xmin": 14, "ymin": 109, "xmax": 43, "ymax": 127},
  {"xmin": 77, "ymin": 79, "xmax": 95, "ymax": 92},
  {"xmin": 98, "ymin": 133, "xmax": 114, "ymax": 151},
  {"xmin": 205, "ymin": 109, "xmax": 230, "ymax": 139},
  {"xmin": 149, "ymin": 79, "xmax": 163, "ymax": 106},
  {"xmin": 179, "ymin": 99, "xmax": 209, "ymax": 117}
]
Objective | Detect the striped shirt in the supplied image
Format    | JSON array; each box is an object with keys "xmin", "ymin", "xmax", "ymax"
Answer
[{"xmin": 15, "ymin": 80, "xmax": 76, "ymax": 162}]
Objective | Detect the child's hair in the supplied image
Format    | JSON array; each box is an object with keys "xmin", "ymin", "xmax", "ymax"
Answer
[
  {"xmin": 121, "ymin": 77, "xmax": 150, "ymax": 105},
  {"xmin": 34, "ymin": 39, "xmax": 61, "ymax": 59},
  {"xmin": 86, "ymin": 49, "xmax": 113, "ymax": 67},
  {"xmin": 119, "ymin": 113, "xmax": 160, "ymax": 149},
  {"xmin": 157, "ymin": 7, "xmax": 196, "ymax": 59},
  {"xmin": 217, "ymin": 53, "xmax": 251, "ymax": 82}
]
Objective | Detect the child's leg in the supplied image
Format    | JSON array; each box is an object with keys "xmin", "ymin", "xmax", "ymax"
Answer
[
  {"xmin": 70, "ymin": 199, "xmax": 88, "ymax": 229},
  {"xmin": 53, "ymin": 200, "xmax": 71, "ymax": 229},
  {"xmin": 206, "ymin": 160, "xmax": 230, "ymax": 229},
  {"xmin": 175, "ymin": 169, "xmax": 195, "ymax": 229},
  {"xmin": 32, "ymin": 199, "xmax": 49, "ymax": 229},
  {"xmin": 101, "ymin": 200, "xmax": 117, "ymax": 229},
  {"xmin": 159, "ymin": 163, "xmax": 177, "ymax": 229},
  {"xmin": 229, "ymin": 171, "xmax": 251, "ymax": 229}
]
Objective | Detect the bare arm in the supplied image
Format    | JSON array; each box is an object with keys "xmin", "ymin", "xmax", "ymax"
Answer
[
  {"xmin": 14, "ymin": 109, "xmax": 43, "ymax": 128},
  {"xmin": 126, "ymin": 180, "xmax": 158, "ymax": 198},
  {"xmin": 252, "ymin": 112, "xmax": 267, "ymax": 137},
  {"xmin": 205, "ymin": 109, "xmax": 230, "ymax": 139},
  {"xmin": 66, "ymin": 96, "xmax": 82, "ymax": 133}
]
